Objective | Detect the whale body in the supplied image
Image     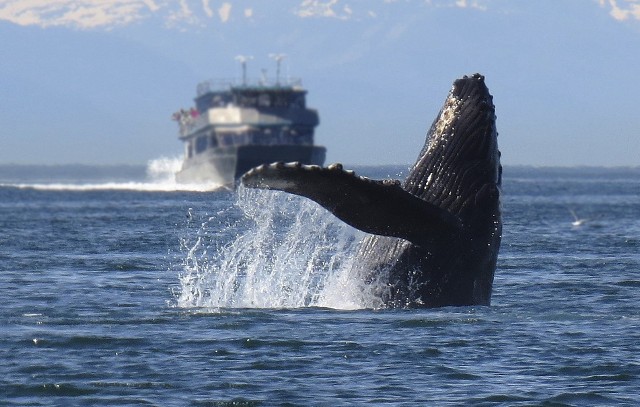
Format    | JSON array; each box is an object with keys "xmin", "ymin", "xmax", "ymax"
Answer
[{"xmin": 242, "ymin": 74, "xmax": 502, "ymax": 308}]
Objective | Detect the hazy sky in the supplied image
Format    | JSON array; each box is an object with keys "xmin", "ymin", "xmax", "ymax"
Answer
[{"xmin": 1, "ymin": 0, "xmax": 639, "ymax": 167}]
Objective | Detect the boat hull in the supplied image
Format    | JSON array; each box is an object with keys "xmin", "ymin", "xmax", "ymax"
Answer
[{"xmin": 176, "ymin": 144, "xmax": 326, "ymax": 186}]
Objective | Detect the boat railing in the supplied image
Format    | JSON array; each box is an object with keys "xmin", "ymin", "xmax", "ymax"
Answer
[
  {"xmin": 196, "ymin": 77, "xmax": 303, "ymax": 96},
  {"xmin": 173, "ymin": 109, "xmax": 208, "ymax": 137}
]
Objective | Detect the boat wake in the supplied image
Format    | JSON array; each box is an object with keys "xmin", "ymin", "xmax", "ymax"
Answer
[
  {"xmin": 1, "ymin": 157, "xmax": 224, "ymax": 192},
  {"xmin": 176, "ymin": 186, "xmax": 385, "ymax": 311}
]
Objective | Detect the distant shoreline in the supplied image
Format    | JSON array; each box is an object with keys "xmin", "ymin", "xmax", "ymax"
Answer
[
  {"xmin": 0, "ymin": 164, "xmax": 147, "ymax": 183},
  {"xmin": 2, "ymin": 163, "xmax": 637, "ymax": 170},
  {"xmin": 1, "ymin": 163, "xmax": 638, "ymax": 183}
]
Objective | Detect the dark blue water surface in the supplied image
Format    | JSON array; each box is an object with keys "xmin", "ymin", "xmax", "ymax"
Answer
[{"xmin": 1, "ymin": 166, "xmax": 639, "ymax": 406}]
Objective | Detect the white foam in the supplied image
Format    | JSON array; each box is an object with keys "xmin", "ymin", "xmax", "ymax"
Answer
[
  {"xmin": 2, "ymin": 157, "xmax": 224, "ymax": 192},
  {"xmin": 146, "ymin": 156, "xmax": 182, "ymax": 183},
  {"xmin": 176, "ymin": 187, "xmax": 383, "ymax": 310},
  {"xmin": 5, "ymin": 181, "xmax": 219, "ymax": 192}
]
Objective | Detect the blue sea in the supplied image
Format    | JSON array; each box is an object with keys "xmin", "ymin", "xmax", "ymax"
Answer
[{"xmin": 1, "ymin": 162, "xmax": 639, "ymax": 406}]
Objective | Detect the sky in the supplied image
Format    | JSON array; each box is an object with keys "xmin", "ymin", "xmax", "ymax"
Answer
[{"xmin": 1, "ymin": 0, "xmax": 639, "ymax": 167}]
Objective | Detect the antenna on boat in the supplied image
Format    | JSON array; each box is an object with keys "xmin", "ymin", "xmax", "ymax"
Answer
[
  {"xmin": 235, "ymin": 55, "xmax": 253, "ymax": 86},
  {"xmin": 269, "ymin": 53, "xmax": 287, "ymax": 85}
]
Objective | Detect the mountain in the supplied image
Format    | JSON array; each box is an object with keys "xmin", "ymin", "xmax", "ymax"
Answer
[{"xmin": 1, "ymin": 1, "xmax": 639, "ymax": 166}]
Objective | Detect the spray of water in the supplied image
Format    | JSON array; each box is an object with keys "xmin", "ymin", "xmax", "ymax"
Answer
[
  {"xmin": 176, "ymin": 186, "xmax": 386, "ymax": 310},
  {"xmin": 146, "ymin": 156, "xmax": 183, "ymax": 183},
  {"xmin": 3, "ymin": 157, "xmax": 223, "ymax": 192}
]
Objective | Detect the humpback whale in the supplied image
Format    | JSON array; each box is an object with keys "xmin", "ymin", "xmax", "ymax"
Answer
[{"xmin": 241, "ymin": 74, "xmax": 502, "ymax": 308}]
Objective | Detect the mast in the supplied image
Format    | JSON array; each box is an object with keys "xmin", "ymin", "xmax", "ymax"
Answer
[
  {"xmin": 234, "ymin": 55, "xmax": 253, "ymax": 86},
  {"xmin": 269, "ymin": 53, "xmax": 287, "ymax": 86}
]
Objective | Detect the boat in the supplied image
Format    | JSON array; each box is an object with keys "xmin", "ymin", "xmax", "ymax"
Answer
[{"xmin": 172, "ymin": 62, "xmax": 326, "ymax": 186}]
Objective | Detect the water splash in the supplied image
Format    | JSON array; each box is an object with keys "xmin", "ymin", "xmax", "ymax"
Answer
[
  {"xmin": 146, "ymin": 156, "xmax": 183, "ymax": 183},
  {"xmin": 176, "ymin": 186, "xmax": 385, "ymax": 310},
  {"xmin": 1, "ymin": 157, "xmax": 223, "ymax": 192},
  {"xmin": 141, "ymin": 156, "xmax": 223, "ymax": 192}
]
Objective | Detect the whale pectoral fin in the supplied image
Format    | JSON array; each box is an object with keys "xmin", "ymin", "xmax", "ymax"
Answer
[{"xmin": 241, "ymin": 162, "xmax": 462, "ymax": 247}]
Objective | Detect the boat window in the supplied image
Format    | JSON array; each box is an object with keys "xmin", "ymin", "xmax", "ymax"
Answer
[
  {"xmin": 236, "ymin": 93, "xmax": 257, "ymax": 107},
  {"xmin": 195, "ymin": 136, "xmax": 207, "ymax": 154},
  {"xmin": 258, "ymin": 93, "xmax": 271, "ymax": 107},
  {"xmin": 292, "ymin": 94, "xmax": 305, "ymax": 108}
]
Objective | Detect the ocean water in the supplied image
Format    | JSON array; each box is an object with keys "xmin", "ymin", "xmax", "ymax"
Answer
[{"xmin": 1, "ymin": 162, "xmax": 639, "ymax": 406}]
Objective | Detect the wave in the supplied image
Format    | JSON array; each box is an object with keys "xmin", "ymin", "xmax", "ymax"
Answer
[
  {"xmin": 176, "ymin": 186, "xmax": 384, "ymax": 311},
  {"xmin": 0, "ymin": 157, "xmax": 224, "ymax": 192},
  {"xmin": 3, "ymin": 181, "xmax": 223, "ymax": 192}
]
